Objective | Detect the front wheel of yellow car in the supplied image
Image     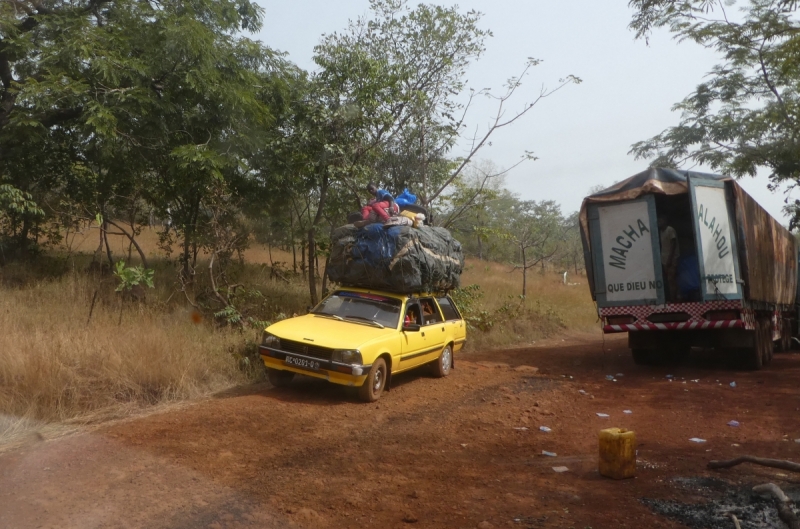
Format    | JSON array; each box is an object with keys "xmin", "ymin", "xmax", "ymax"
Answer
[
  {"xmin": 358, "ymin": 358, "xmax": 387, "ymax": 402},
  {"xmin": 267, "ymin": 368, "xmax": 294, "ymax": 388},
  {"xmin": 430, "ymin": 344, "xmax": 453, "ymax": 378}
]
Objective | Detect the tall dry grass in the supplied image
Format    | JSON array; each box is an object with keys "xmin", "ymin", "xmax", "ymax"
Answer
[
  {"xmin": 459, "ymin": 259, "xmax": 598, "ymax": 351},
  {"xmin": 0, "ymin": 271, "xmax": 252, "ymax": 441}
]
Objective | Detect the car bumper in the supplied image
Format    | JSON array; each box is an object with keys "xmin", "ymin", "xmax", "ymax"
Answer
[{"xmin": 259, "ymin": 345, "xmax": 370, "ymax": 387}]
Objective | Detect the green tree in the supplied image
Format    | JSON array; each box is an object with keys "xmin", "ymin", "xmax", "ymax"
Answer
[
  {"xmin": 0, "ymin": 0, "xmax": 292, "ymax": 289},
  {"xmin": 508, "ymin": 200, "xmax": 566, "ymax": 298},
  {"xmin": 628, "ymin": 0, "xmax": 800, "ymax": 221}
]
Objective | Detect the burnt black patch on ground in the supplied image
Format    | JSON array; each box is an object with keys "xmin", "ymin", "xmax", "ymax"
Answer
[{"xmin": 642, "ymin": 476, "xmax": 800, "ymax": 529}]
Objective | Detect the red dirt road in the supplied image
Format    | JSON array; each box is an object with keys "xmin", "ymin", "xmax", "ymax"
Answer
[{"xmin": 2, "ymin": 332, "xmax": 800, "ymax": 528}]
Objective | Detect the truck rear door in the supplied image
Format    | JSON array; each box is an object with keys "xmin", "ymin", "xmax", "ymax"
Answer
[
  {"xmin": 588, "ymin": 195, "xmax": 665, "ymax": 307},
  {"xmin": 687, "ymin": 177, "xmax": 743, "ymax": 301}
]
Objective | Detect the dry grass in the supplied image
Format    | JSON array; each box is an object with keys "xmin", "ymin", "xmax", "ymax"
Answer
[
  {"xmin": 0, "ymin": 271, "xmax": 252, "ymax": 441},
  {"xmin": 459, "ymin": 259, "xmax": 598, "ymax": 351},
  {"xmin": 0, "ymin": 226, "xmax": 599, "ymax": 442}
]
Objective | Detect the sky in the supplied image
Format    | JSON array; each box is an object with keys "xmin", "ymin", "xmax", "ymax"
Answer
[{"xmin": 252, "ymin": 0, "xmax": 794, "ymax": 222}]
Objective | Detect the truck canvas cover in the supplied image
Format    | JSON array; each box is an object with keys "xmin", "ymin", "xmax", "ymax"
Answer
[
  {"xmin": 579, "ymin": 167, "xmax": 797, "ymax": 307},
  {"xmin": 327, "ymin": 224, "xmax": 464, "ymax": 293}
]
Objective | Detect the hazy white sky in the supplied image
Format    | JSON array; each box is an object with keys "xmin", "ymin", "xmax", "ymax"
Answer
[{"xmin": 253, "ymin": 0, "xmax": 793, "ymax": 221}]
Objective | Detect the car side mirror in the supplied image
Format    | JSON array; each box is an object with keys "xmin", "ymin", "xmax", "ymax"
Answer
[
  {"xmin": 403, "ymin": 323, "xmax": 421, "ymax": 332},
  {"xmin": 307, "ymin": 305, "xmax": 313, "ymax": 314}
]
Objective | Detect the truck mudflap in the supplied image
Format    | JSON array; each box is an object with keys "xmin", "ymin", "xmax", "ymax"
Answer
[{"xmin": 599, "ymin": 300, "xmax": 751, "ymax": 333}]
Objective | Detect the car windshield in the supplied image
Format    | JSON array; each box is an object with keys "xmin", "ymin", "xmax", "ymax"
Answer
[{"xmin": 312, "ymin": 291, "xmax": 402, "ymax": 328}]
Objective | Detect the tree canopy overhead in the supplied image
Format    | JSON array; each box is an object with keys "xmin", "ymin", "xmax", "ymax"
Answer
[{"xmin": 628, "ymin": 0, "xmax": 800, "ymax": 222}]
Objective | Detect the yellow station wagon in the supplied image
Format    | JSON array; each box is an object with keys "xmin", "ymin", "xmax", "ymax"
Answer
[{"xmin": 258, "ymin": 287, "xmax": 467, "ymax": 401}]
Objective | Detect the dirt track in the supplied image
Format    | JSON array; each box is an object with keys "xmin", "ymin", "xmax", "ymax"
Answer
[{"xmin": 2, "ymin": 332, "xmax": 800, "ymax": 529}]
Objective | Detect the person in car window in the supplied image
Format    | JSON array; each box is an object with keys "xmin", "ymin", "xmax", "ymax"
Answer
[{"xmin": 404, "ymin": 306, "xmax": 420, "ymax": 326}]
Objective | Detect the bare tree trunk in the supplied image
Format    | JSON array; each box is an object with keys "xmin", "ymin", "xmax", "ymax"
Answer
[
  {"xmin": 521, "ymin": 244, "xmax": 527, "ymax": 298},
  {"xmin": 321, "ymin": 252, "xmax": 331, "ymax": 297},
  {"xmin": 290, "ymin": 213, "xmax": 297, "ymax": 273},
  {"xmin": 307, "ymin": 228, "xmax": 318, "ymax": 305},
  {"xmin": 102, "ymin": 219, "xmax": 114, "ymax": 267}
]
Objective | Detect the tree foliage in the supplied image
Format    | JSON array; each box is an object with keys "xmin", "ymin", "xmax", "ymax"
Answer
[{"xmin": 628, "ymin": 0, "xmax": 800, "ymax": 221}]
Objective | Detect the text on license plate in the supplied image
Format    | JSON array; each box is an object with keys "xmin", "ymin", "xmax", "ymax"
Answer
[{"xmin": 285, "ymin": 355, "xmax": 321, "ymax": 371}]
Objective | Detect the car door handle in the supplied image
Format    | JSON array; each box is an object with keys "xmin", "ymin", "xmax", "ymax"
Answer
[
  {"xmin": 421, "ymin": 332, "xmax": 425, "ymax": 337},
  {"xmin": 441, "ymin": 327, "xmax": 445, "ymax": 332}
]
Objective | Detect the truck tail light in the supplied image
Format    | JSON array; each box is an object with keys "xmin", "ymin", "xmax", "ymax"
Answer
[
  {"xmin": 705, "ymin": 310, "xmax": 740, "ymax": 321},
  {"xmin": 606, "ymin": 315, "xmax": 635, "ymax": 325}
]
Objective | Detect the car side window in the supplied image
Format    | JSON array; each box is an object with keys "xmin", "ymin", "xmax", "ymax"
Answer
[
  {"xmin": 404, "ymin": 302, "xmax": 422, "ymax": 326},
  {"xmin": 436, "ymin": 296, "xmax": 461, "ymax": 321},
  {"xmin": 419, "ymin": 297, "xmax": 442, "ymax": 325}
]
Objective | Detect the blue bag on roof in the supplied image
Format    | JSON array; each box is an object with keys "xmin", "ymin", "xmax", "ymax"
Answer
[{"xmin": 395, "ymin": 188, "xmax": 417, "ymax": 207}]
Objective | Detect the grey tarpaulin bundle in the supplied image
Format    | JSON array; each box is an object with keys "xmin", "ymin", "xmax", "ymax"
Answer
[{"xmin": 327, "ymin": 224, "xmax": 464, "ymax": 293}]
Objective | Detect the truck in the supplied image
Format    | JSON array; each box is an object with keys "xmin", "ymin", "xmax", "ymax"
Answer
[{"xmin": 579, "ymin": 167, "xmax": 798, "ymax": 369}]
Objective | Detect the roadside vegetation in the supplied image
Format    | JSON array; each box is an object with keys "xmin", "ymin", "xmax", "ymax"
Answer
[{"xmin": 0, "ymin": 227, "xmax": 596, "ymax": 443}]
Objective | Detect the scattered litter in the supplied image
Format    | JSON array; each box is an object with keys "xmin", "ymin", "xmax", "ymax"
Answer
[
  {"xmin": 460, "ymin": 443, "xmax": 467, "ymax": 448},
  {"xmin": 552, "ymin": 466, "xmax": 569, "ymax": 473},
  {"xmin": 542, "ymin": 450, "xmax": 557, "ymax": 457},
  {"xmin": 730, "ymin": 381, "xmax": 737, "ymax": 388},
  {"xmin": 569, "ymin": 376, "xmax": 573, "ymax": 379},
  {"xmin": 539, "ymin": 426, "xmax": 552, "ymax": 433},
  {"xmin": 732, "ymin": 443, "xmax": 740, "ymax": 447},
  {"xmin": 578, "ymin": 389, "xmax": 587, "ymax": 395},
  {"xmin": 612, "ymin": 379, "xmax": 618, "ymax": 382},
  {"xmin": 691, "ymin": 379, "xmax": 699, "ymax": 383},
  {"xmin": 727, "ymin": 420, "xmax": 740, "ymax": 427},
  {"xmin": 795, "ymin": 439, "xmax": 800, "ymax": 444},
  {"xmin": 669, "ymin": 379, "xmax": 674, "ymax": 383},
  {"xmin": 689, "ymin": 438, "xmax": 707, "ymax": 443},
  {"xmin": 682, "ymin": 380, "xmax": 687, "ymax": 384},
  {"xmin": 623, "ymin": 410, "xmax": 633, "ymax": 414},
  {"xmin": 513, "ymin": 427, "xmax": 529, "ymax": 431},
  {"xmin": 596, "ymin": 413, "xmax": 610, "ymax": 418},
  {"xmin": 605, "ymin": 375, "xmax": 614, "ymax": 381},
  {"xmin": 666, "ymin": 374, "xmax": 674, "ymax": 379},
  {"xmin": 616, "ymin": 373, "xmax": 624, "ymax": 377}
]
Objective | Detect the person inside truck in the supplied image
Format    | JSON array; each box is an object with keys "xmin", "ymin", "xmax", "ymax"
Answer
[{"xmin": 658, "ymin": 215, "xmax": 679, "ymax": 301}]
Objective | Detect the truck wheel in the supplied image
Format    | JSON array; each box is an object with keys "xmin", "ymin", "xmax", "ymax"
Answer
[
  {"xmin": 267, "ymin": 368, "xmax": 295, "ymax": 387},
  {"xmin": 761, "ymin": 318, "xmax": 774, "ymax": 366},
  {"xmin": 744, "ymin": 319, "xmax": 770, "ymax": 370},
  {"xmin": 631, "ymin": 348, "xmax": 656, "ymax": 366},
  {"xmin": 430, "ymin": 344, "xmax": 453, "ymax": 378},
  {"xmin": 778, "ymin": 318, "xmax": 792, "ymax": 352},
  {"xmin": 358, "ymin": 358, "xmax": 387, "ymax": 402}
]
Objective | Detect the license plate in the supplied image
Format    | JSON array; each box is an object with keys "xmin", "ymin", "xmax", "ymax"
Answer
[{"xmin": 284, "ymin": 355, "xmax": 321, "ymax": 371}]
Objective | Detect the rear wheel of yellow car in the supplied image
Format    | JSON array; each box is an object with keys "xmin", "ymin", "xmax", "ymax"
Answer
[
  {"xmin": 430, "ymin": 344, "xmax": 452, "ymax": 378},
  {"xmin": 358, "ymin": 358, "xmax": 387, "ymax": 402},
  {"xmin": 267, "ymin": 368, "xmax": 294, "ymax": 387}
]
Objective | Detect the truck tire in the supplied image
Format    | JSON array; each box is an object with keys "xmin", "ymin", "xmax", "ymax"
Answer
[
  {"xmin": 631, "ymin": 348, "xmax": 656, "ymax": 366},
  {"xmin": 778, "ymin": 317, "xmax": 792, "ymax": 353},
  {"xmin": 744, "ymin": 317, "xmax": 771, "ymax": 370}
]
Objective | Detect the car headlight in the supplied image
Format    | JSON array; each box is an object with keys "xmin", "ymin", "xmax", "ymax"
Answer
[
  {"xmin": 261, "ymin": 332, "xmax": 280, "ymax": 348},
  {"xmin": 331, "ymin": 349, "xmax": 362, "ymax": 364}
]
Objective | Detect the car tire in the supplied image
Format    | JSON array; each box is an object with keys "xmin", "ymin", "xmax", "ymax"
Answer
[
  {"xmin": 267, "ymin": 368, "xmax": 295, "ymax": 387},
  {"xmin": 430, "ymin": 344, "xmax": 453, "ymax": 377},
  {"xmin": 358, "ymin": 357, "xmax": 387, "ymax": 402}
]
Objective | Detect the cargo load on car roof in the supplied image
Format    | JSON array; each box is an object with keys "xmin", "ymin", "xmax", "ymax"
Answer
[{"xmin": 327, "ymin": 224, "xmax": 464, "ymax": 293}]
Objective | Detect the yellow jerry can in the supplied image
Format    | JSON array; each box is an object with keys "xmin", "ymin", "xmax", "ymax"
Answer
[{"xmin": 598, "ymin": 427, "xmax": 636, "ymax": 479}]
